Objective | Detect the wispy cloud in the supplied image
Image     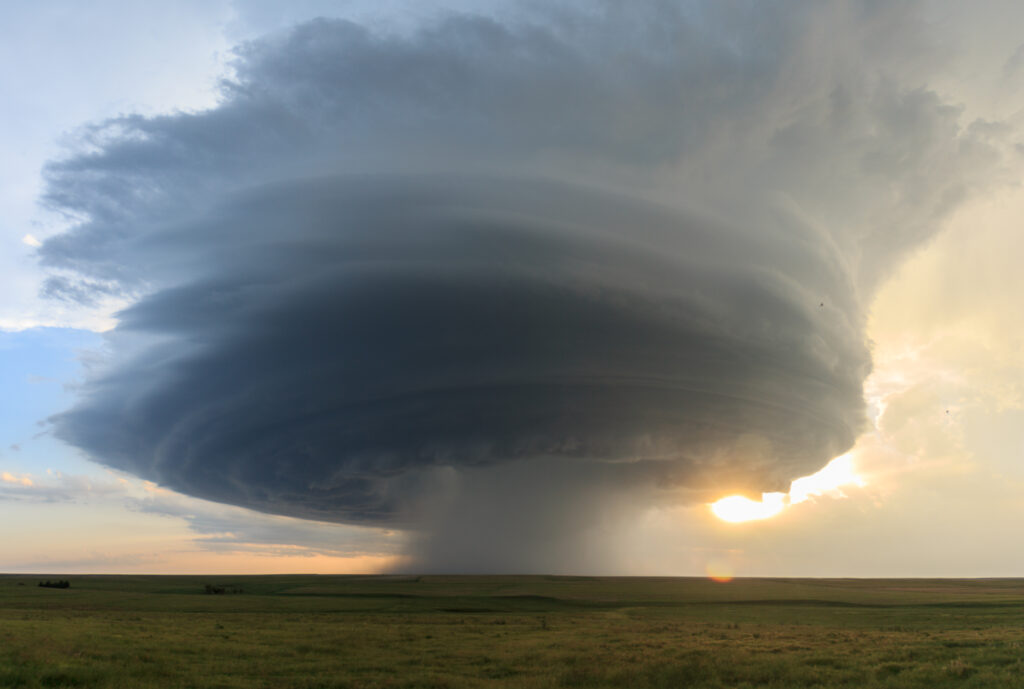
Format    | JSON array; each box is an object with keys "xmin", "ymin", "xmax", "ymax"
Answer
[
  {"xmin": 1, "ymin": 471, "xmax": 33, "ymax": 487},
  {"xmin": 0, "ymin": 469, "xmax": 122, "ymax": 502},
  {"xmin": 130, "ymin": 491, "xmax": 404, "ymax": 558},
  {"xmin": 0, "ymin": 467, "xmax": 399, "ymax": 561}
]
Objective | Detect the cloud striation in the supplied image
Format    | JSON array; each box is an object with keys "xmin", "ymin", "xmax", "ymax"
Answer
[{"xmin": 40, "ymin": 2, "xmax": 1005, "ymax": 571}]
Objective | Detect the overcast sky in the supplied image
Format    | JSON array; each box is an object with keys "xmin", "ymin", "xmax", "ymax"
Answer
[{"xmin": 2, "ymin": 0, "xmax": 1023, "ymax": 576}]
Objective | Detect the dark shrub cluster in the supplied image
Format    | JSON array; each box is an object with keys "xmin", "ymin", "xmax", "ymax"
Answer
[
  {"xmin": 203, "ymin": 584, "xmax": 243, "ymax": 595},
  {"xmin": 38, "ymin": 580, "xmax": 70, "ymax": 589}
]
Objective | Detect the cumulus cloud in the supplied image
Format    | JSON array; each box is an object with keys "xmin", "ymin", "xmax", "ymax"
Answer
[{"xmin": 40, "ymin": 1, "xmax": 1007, "ymax": 571}]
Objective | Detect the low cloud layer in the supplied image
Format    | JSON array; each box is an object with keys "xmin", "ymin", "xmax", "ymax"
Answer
[{"xmin": 40, "ymin": 2, "xmax": 1007, "ymax": 571}]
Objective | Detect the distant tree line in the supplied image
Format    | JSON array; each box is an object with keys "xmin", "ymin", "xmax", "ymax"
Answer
[
  {"xmin": 203, "ymin": 583, "xmax": 244, "ymax": 595},
  {"xmin": 38, "ymin": 580, "xmax": 70, "ymax": 589}
]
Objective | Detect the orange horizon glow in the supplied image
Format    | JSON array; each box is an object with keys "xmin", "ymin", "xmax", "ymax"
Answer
[
  {"xmin": 705, "ymin": 561, "xmax": 734, "ymax": 582},
  {"xmin": 710, "ymin": 453, "xmax": 865, "ymax": 524}
]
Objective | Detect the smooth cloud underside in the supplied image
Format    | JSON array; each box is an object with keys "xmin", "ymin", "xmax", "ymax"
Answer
[{"xmin": 40, "ymin": 3, "xmax": 1005, "ymax": 569}]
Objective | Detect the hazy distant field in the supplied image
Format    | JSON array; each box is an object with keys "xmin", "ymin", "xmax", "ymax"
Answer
[{"xmin": 3, "ymin": 575, "xmax": 1024, "ymax": 688}]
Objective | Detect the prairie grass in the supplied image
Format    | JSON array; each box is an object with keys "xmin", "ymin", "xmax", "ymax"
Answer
[{"xmin": 2, "ymin": 575, "xmax": 1024, "ymax": 688}]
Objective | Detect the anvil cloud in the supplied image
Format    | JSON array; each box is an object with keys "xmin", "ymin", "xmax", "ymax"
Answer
[{"xmin": 39, "ymin": 2, "xmax": 1003, "ymax": 570}]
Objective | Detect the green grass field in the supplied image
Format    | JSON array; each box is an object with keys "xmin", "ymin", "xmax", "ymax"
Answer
[{"xmin": 3, "ymin": 574, "xmax": 1024, "ymax": 688}]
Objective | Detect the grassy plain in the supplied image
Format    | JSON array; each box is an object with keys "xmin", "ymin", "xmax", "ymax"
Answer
[{"xmin": 3, "ymin": 574, "xmax": 1024, "ymax": 688}]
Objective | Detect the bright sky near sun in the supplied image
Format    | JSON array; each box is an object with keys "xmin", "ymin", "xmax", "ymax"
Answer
[
  {"xmin": 711, "ymin": 454, "xmax": 865, "ymax": 523},
  {"xmin": 2, "ymin": 0, "xmax": 1024, "ymax": 576}
]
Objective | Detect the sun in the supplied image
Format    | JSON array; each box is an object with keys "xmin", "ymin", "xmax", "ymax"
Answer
[
  {"xmin": 710, "ymin": 453, "xmax": 866, "ymax": 523},
  {"xmin": 710, "ymin": 492, "xmax": 786, "ymax": 523}
]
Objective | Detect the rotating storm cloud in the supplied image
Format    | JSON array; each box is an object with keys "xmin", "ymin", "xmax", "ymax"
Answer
[{"xmin": 36, "ymin": 2, "xmax": 1004, "ymax": 571}]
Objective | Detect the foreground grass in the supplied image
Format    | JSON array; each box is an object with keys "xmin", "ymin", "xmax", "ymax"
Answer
[{"xmin": 2, "ymin": 575, "xmax": 1024, "ymax": 688}]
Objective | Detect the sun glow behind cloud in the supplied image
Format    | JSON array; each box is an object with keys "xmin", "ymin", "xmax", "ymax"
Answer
[
  {"xmin": 710, "ymin": 492, "xmax": 786, "ymax": 523},
  {"xmin": 710, "ymin": 454, "xmax": 865, "ymax": 523}
]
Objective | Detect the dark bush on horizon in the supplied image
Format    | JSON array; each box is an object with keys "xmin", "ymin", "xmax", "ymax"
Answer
[
  {"xmin": 38, "ymin": 580, "xmax": 70, "ymax": 589},
  {"xmin": 204, "ymin": 584, "xmax": 243, "ymax": 595}
]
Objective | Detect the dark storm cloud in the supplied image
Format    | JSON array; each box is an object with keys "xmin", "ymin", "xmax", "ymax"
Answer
[
  {"xmin": 41, "ymin": 275, "xmax": 122, "ymax": 306},
  {"xmin": 40, "ymin": 2, "xmax": 1005, "ymax": 569},
  {"xmin": 53, "ymin": 176, "xmax": 866, "ymax": 526}
]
